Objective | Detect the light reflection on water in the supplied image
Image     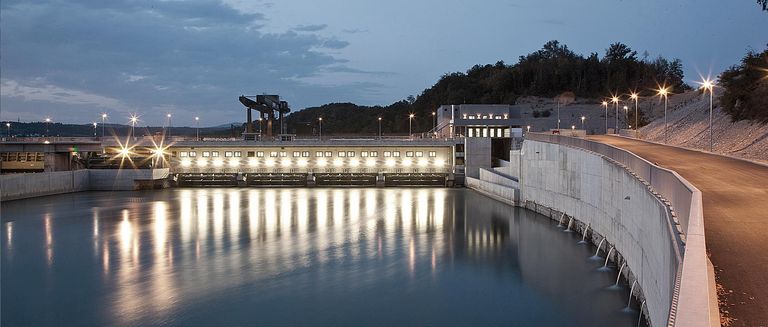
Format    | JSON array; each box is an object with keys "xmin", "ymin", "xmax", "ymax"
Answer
[{"xmin": 2, "ymin": 188, "xmax": 635, "ymax": 327}]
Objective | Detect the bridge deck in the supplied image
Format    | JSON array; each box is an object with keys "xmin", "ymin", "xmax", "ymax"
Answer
[{"xmin": 588, "ymin": 135, "xmax": 768, "ymax": 326}]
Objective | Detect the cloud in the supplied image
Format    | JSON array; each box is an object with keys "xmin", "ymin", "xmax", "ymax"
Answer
[
  {"xmin": 294, "ymin": 24, "xmax": 327, "ymax": 32},
  {"xmin": 1, "ymin": 79, "xmax": 127, "ymax": 109},
  {"xmin": 321, "ymin": 38, "xmax": 350, "ymax": 49}
]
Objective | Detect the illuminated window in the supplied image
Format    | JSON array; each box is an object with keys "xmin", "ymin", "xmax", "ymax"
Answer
[
  {"xmin": 211, "ymin": 151, "xmax": 219, "ymax": 157},
  {"xmin": 280, "ymin": 151, "xmax": 287, "ymax": 157},
  {"xmin": 393, "ymin": 151, "xmax": 401, "ymax": 157},
  {"xmin": 179, "ymin": 151, "xmax": 188, "ymax": 157},
  {"xmin": 256, "ymin": 151, "xmax": 264, "ymax": 157},
  {"xmin": 338, "ymin": 151, "xmax": 346, "ymax": 157},
  {"xmin": 270, "ymin": 151, "xmax": 278, "ymax": 157},
  {"xmin": 384, "ymin": 151, "xmax": 392, "ymax": 157},
  {"xmin": 370, "ymin": 151, "xmax": 378, "ymax": 157},
  {"xmin": 406, "ymin": 151, "xmax": 414, "ymax": 157},
  {"xmin": 302, "ymin": 151, "xmax": 310, "ymax": 157},
  {"xmin": 316, "ymin": 151, "xmax": 324, "ymax": 157},
  {"xmin": 416, "ymin": 151, "xmax": 423, "ymax": 157},
  {"xmin": 494, "ymin": 115, "xmax": 502, "ymax": 119},
  {"xmin": 234, "ymin": 151, "xmax": 242, "ymax": 157},
  {"xmin": 224, "ymin": 151, "xmax": 233, "ymax": 157},
  {"xmin": 325, "ymin": 151, "xmax": 332, "ymax": 157},
  {"xmin": 202, "ymin": 151, "xmax": 210, "ymax": 157},
  {"xmin": 189, "ymin": 151, "xmax": 197, "ymax": 157},
  {"xmin": 428, "ymin": 151, "xmax": 436, "ymax": 157},
  {"xmin": 361, "ymin": 151, "xmax": 368, "ymax": 157},
  {"xmin": 347, "ymin": 151, "xmax": 354, "ymax": 157},
  {"xmin": 468, "ymin": 129, "xmax": 474, "ymax": 137},
  {"xmin": 293, "ymin": 151, "xmax": 301, "ymax": 157},
  {"xmin": 490, "ymin": 129, "xmax": 496, "ymax": 137}
]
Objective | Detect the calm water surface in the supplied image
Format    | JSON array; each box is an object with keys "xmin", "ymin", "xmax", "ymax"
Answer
[{"xmin": 2, "ymin": 188, "xmax": 637, "ymax": 326}]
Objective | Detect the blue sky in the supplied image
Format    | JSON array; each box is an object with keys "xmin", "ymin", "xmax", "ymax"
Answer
[{"xmin": 1, "ymin": 0, "xmax": 766, "ymax": 126}]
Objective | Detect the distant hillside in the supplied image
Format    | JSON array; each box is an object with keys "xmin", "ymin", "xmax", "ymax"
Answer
[
  {"xmin": 287, "ymin": 40, "xmax": 689, "ymax": 135},
  {"xmin": 0, "ymin": 121, "xmax": 234, "ymax": 138}
]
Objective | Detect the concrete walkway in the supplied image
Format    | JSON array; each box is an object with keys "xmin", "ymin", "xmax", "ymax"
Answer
[{"xmin": 588, "ymin": 135, "xmax": 768, "ymax": 326}]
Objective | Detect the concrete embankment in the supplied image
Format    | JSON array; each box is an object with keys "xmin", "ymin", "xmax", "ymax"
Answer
[
  {"xmin": 467, "ymin": 135, "xmax": 717, "ymax": 327},
  {"xmin": 1, "ymin": 169, "xmax": 170, "ymax": 201}
]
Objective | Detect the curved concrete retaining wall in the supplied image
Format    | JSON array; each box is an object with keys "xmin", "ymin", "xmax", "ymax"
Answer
[
  {"xmin": 1, "ymin": 168, "xmax": 170, "ymax": 201},
  {"xmin": 524, "ymin": 134, "xmax": 717, "ymax": 327}
]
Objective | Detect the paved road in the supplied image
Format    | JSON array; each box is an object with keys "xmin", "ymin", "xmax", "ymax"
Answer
[{"xmin": 588, "ymin": 135, "xmax": 768, "ymax": 326}]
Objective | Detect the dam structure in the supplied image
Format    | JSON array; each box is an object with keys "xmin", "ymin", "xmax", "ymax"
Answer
[{"xmin": 0, "ymin": 118, "xmax": 717, "ymax": 326}]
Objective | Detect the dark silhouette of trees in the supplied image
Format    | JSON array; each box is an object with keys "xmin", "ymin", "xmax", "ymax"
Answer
[{"xmin": 719, "ymin": 47, "xmax": 768, "ymax": 122}]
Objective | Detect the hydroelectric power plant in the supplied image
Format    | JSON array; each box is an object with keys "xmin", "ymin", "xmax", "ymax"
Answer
[{"xmin": 0, "ymin": 100, "xmax": 718, "ymax": 327}]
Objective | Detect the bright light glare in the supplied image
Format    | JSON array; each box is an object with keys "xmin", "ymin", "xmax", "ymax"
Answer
[
  {"xmin": 418, "ymin": 159, "xmax": 428, "ymax": 167},
  {"xmin": 281, "ymin": 159, "xmax": 291, "ymax": 167},
  {"xmin": 118, "ymin": 147, "xmax": 131, "ymax": 157},
  {"xmin": 386, "ymin": 159, "xmax": 395, "ymax": 167},
  {"xmin": 630, "ymin": 93, "xmax": 638, "ymax": 99},
  {"xmin": 601, "ymin": 101, "xmax": 608, "ymax": 106},
  {"xmin": 333, "ymin": 159, "xmax": 343, "ymax": 167},
  {"xmin": 434, "ymin": 159, "xmax": 445, "ymax": 167},
  {"xmin": 265, "ymin": 159, "xmax": 275, "ymax": 167},
  {"xmin": 213, "ymin": 159, "xmax": 224, "ymax": 167},
  {"xmin": 402, "ymin": 159, "xmax": 412, "ymax": 167},
  {"xmin": 317, "ymin": 159, "xmax": 327, "ymax": 167},
  {"xmin": 298, "ymin": 159, "xmax": 308, "ymax": 167},
  {"xmin": 180, "ymin": 159, "xmax": 191, "ymax": 167},
  {"xmin": 228, "ymin": 159, "xmax": 239, "ymax": 167},
  {"xmin": 366, "ymin": 159, "xmax": 376, "ymax": 167},
  {"xmin": 248, "ymin": 158, "xmax": 258, "ymax": 167},
  {"xmin": 196, "ymin": 159, "xmax": 207, "ymax": 167},
  {"xmin": 349, "ymin": 159, "xmax": 359, "ymax": 167}
]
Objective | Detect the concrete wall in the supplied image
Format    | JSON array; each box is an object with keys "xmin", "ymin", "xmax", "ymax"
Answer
[
  {"xmin": 464, "ymin": 137, "xmax": 491, "ymax": 178},
  {"xmin": 520, "ymin": 140, "xmax": 679, "ymax": 327},
  {"xmin": 479, "ymin": 168, "xmax": 519, "ymax": 188},
  {"xmin": 1, "ymin": 168, "xmax": 170, "ymax": 201},
  {"xmin": 465, "ymin": 176, "xmax": 517, "ymax": 206},
  {"xmin": 0, "ymin": 170, "xmax": 89, "ymax": 201}
]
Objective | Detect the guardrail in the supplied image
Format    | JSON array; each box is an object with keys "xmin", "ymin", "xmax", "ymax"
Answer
[{"xmin": 525, "ymin": 133, "xmax": 716, "ymax": 327}]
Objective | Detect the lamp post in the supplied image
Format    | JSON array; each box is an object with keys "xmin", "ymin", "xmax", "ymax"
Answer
[
  {"xmin": 378, "ymin": 117, "xmax": 382, "ymax": 139},
  {"xmin": 45, "ymin": 117, "xmax": 52, "ymax": 136},
  {"xmin": 657, "ymin": 87, "xmax": 669, "ymax": 144},
  {"xmin": 700, "ymin": 79, "xmax": 716, "ymax": 152},
  {"xmin": 526, "ymin": 125, "xmax": 531, "ymax": 133},
  {"xmin": 195, "ymin": 116, "xmax": 200, "ymax": 140},
  {"xmin": 408, "ymin": 113, "xmax": 414, "ymax": 138},
  {"xmin": 258, "ymin": 117, "xmax": 263, "ymax": 137},
  {"xmin": 129, "ymin": 114, "xmax": 138, "ymax": 138},
  {"xmin": 432, "ymin": 111, "xmax": 436, "ymax": 137},
  {"xmin": 630, "ymin": 93, "xmax": 639, "ymax": 133},
  {"xmin": 611, "ymin": 96, "xmax": 619, "ymax": 133},
  {"xmin": 318, "ymin": 117, "xmax": 323, "ymax": 140},
  {"xmin": 101, "ymin": 113, "xmax": 107, "ymax": 139},
  {"xmin": 93, "ymin": 122, "xmax": 97, "ymax": 137},
  {"xmin": 556, "ymin": 100, "xmax": 561, "ymax": 130},
  {"xmin": 580, "ymin": 116, "xmax": 585, "ymax": 130},
  {"xmin": 623, "ymin": 105, "xmax": 629, "ymax": 129},
  {"xmin": 6, "ymin": 122, "xmax": 11, "ymax": 138},
  {"xmin": 601, "ymin": 101, "xmax": 608, "ymax": 134},
  {"xmin": 166, "ymin": 113, "xmax": 172, "ymax": 138}
]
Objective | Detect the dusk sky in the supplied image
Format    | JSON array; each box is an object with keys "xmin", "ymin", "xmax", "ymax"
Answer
[{"xmin": 1, "ymin": 0, "xmax": 766, "ymax": 126}]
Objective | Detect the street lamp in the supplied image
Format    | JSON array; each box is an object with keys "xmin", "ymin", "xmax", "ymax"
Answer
[
  {"xmin": 699, "ymin": 79, "xmax": 716, "ymax": 152},
  {"xmin": 378, "ymin": 117, "xmax": 382, "ymax": 139},
  {"xmin": 526, "ymin": 125, "xmax": 531, "ymax": 133},
  {"xmin": 318, "ymin": 117, "xmax": 323, "ymax": 140},
  {"xmin": 101, "ymin": 113, "xmax": 107, "ymax": 139},
  {"xmin": 657, "ymin": 86, "xmax": 669, "ymax": 144},
  {"xmin": 129, "ymin": 114, "xmax": 138, "ymax": 138},
  {"xmin": 45, "ymin": 117, "xmax": 52, "ymax": 136},
  {"xmin": 6, "ymin": 122, "xmax": 10, "ymax": 138},
  {"xmin": 601, "ymin": 101, "xmax": 608, "ymax": 134},
  {"xmin": 408, "ymin": 113, "xmax": 414, "ymax": 138},
  {"xmin": 623, "ymin": 105, "xmax": 629, "ymax": 129},
  {"xmin": 432, "ymin": 111, "xmax": 436, "ymax": 136},
  {"xmin": 630, "ymin": 92, "xmax": 639, "ymax": 133},
  {"xmin": 611, "ymin": 96, "xmax": 620, "ymax": 133},
  {"xmin": 580, "ymin": 116, "xmax": 585, "ymax": 130},
  {"xmin": 195, "ymin": 116, "xmax": 200, "ymax": 140},
  {"xmin": 166, "ymin": 113, "xmax": 172, "ymax": 138},
  {"xmin": 92, "ymin": 122, "xmax": 97, "ymax": 137}
]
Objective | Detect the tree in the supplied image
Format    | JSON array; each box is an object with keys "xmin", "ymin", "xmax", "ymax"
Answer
[
  {"xmin": 759, "ymin": 0, "xmax": 767, "ymax": 11},
  {"xmin": 719, "ymin": 47, "xmax": 768, "ymax": 122}
]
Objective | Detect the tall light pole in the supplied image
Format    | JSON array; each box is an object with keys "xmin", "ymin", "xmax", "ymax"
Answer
[
  {"xmin": 601, "ymin": 101, "xmax": 608, "ymax": 134},
  {"xmin": 6, "ymin": 122, "xmax": 11, "ymax": 138},
  {"xmin": 318, "ymin": 117, "xmax": 323, "ymax": 140},
  {"xmin": 45, "ymin": 117, "xmax": 52, "ymax": 136},
  {"xmin": 408, "ymin": 113, "xmax": 414, "ymax": 138},
  {"xmin": 699, "ymin": 79, "xmax": 716, "ymax": 152},
  {"xmin": 195, "ymin": 116, "xmax": 200, "ymax": 140},
  {"xmin": 556, "ymin": 100, "xmax": 561, "ymax": 130},
  {"xmin": 630, "ymin": 92, "xmax": 639, "ymax": 133},
  {"xmin": 432, "ymin": 111, "xmax": 436, "ymax": 136},
  {"xmin": 611, "ymin": 96, "xmax": 619, "ymax": 133},
  {"xmin": 166, "ymin": 113, "xmax": 172, "ymax": 138},
  {"xmin": 657, "ymin": 87, "xmax": 669, "ymax": 144},
  {"xmin": 101, "ymin": 113, "xmax": 107, "ymax": 139},
  {"xmin": 580, "ymin": 116, "xmax": 585, "ymax": 130},
  {"xmin": 623, "ymin": 105, "xmax": 629, "ymax": 129},
  {"xmin": 129, "ymin": 114, "xmax": 138, "ymax": 138},
  {"xmin": 92, "ymin": 122, "xmax": 97, "ymax": 137},
  {"xmin": 378, "ymin": 117, "xmax": 382, "ymax": 139}
]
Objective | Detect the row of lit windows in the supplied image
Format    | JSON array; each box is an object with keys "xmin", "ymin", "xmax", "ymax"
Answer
[
  {"xmin": 178, "ymin": 157, "xmax": 447, "ymax": 168},
  {"xmin": 463, "ymin": 114, "xmax": 509, "ymax": 120},
  {"xmin": 467, "ymin": 127, "xmax": 509, "ymax": 138},
  {"xmin": 176, "ymin": 150, "xmax": 438, "ymax": 158}
]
